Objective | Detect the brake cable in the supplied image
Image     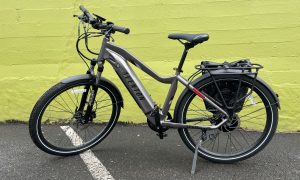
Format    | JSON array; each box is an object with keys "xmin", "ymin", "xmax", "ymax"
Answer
[
  {"xmin": 76, "ymin": 22, "xmax": 102, "ymax": 60},
  {"xmin": 75, "ymin": 15, "xmax": 108, "ymax": 70},
  {"xmin": 84, "ymin": 28, "xmax": 102, "ymax": 55}
]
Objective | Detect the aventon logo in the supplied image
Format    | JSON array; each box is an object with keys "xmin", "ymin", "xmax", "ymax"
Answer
[{"xmin": 122, "ymin": 71, "xmax": 145, "ymax": 100}]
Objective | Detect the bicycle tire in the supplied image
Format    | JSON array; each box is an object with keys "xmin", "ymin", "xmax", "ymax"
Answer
[
  {"xmin": 29, "ymin": 78, "xmax": 121, "ymax": 156},
  {"xmin": 176, "ymin": 74, "xmax": 278, "ymax": 163}
]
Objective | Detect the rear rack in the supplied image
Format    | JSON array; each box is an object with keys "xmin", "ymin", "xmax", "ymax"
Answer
[
  {"xmin": 190, "ymin": 60, "xmax": 264, "ymax": 113},
  {"xmin": 195, "ymin": 62, "xmax": 263, "ymax": 75}
]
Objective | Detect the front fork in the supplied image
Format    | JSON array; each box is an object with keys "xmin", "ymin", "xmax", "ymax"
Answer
[{"xmin": 78, "ymin": 60, "xmax": 105, "ymax": 122}]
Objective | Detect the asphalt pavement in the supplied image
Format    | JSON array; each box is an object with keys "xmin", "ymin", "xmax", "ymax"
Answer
[{"xmin": 0, "ymin": 124, "xmax": 299, "ymax": 180}]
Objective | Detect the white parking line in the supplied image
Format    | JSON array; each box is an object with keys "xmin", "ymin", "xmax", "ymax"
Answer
[{"xmin": 60, "ymin": 126, "xmax": 114, "ymax": 180}]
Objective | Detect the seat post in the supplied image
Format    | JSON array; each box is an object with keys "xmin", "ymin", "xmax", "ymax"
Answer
[{"xmin": 176, "ymin": 43, "xmax": 193, "ymax": 74}]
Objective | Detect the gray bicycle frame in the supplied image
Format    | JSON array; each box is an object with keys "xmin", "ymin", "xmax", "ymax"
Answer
[{"xmin": 97, "ymin": 37, "xmax": 229, "ymax": 129}]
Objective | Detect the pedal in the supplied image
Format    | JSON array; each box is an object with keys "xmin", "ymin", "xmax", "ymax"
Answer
[{"xmin": 156, "ymin": 132, "xmax": 167, "ymax": 139}]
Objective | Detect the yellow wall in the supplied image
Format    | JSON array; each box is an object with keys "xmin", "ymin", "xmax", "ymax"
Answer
[{"xmin": 0, "ymin": 0, "xmax": 299, "ymax": 131}]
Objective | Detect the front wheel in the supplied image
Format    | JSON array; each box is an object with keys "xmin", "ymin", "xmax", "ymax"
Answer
[
  {"xmin": 29, "ymin": 78, "xmax": 121, "ymax": 156},
  {"xmin": 176, "ymin": 74, "xmax": 278, "ymax": 163}
]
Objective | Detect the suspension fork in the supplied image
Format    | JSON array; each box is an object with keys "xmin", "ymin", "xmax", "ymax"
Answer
[
  {"xmin": 77, "ymin": 60, "xmax": 105, "ymax": 122},
  {"xmin": 83, "ymin": 84, "xmax": 98, "ymax": 121},
  {"xmin": 77, "ymin": 61, "xmax": 96, "ymax": 112},
  {"xmin": 77, "ymin": 37, "xmax": 109, "ymax": 122}
]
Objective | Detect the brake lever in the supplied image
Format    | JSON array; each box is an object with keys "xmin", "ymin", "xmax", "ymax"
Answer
[
  {"xmin": 74, "ymin": 14, "xmax": 89, "ymax": 23},
  {"xmin": 93, "ymin": 13, "xmax": 106, "ymax": 22}
]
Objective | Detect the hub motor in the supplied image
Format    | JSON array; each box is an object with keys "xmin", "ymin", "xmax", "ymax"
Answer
[{"xmin": 213, "ymin": 113, "xmax": 240, "ymax": 132}]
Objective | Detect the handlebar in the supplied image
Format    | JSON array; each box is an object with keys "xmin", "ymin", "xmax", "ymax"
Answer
[
  {"xmin": 112, "ymin": 25, "xmax": 130, "ymax": 34},
  {"xmin": 79, "ymin": 5, "xmax": 130, "ymax": 35},
  {"xmin": 92, "ymin": 23, "xmax": 130, "ymax": 34},
  {"xmin": 79, "ymin": 5, "xmax": 97, "ymax": 24}
]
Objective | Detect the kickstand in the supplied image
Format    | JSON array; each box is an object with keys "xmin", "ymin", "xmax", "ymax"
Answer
[{"xmin": 191, "ymin": 130, "xmax": 206, "ymax": 175}]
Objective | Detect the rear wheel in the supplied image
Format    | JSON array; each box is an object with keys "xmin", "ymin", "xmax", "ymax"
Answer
[
  {"xmin": 29, "ymin": 79, "xmax": 121, "ymax": 156},
  {"xmin": 176, "ymin": 75, "xmax": 278, "ymax": 163}
]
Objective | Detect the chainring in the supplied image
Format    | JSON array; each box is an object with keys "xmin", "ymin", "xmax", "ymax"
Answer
[{"xmin": 147, "ymin": 112, "xmax": 172, "ymax": 133}]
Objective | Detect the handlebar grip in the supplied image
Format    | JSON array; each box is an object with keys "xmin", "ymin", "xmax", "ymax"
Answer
[
  {"xmin": 112, "ymin": 25, "xmax": 130, "ymax": 34},
  {"xmin": 79, "ymin": 5, "xmax": 87, "ymax": 13},
  {"xmin": 79, "ymin": 5, "xmax": 96, "ymax": 24}
]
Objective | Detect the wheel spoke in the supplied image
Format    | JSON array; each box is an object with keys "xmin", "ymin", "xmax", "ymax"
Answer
[
  {"xmin": 190, "ymin": 102, "xmax": 210, "ymax": 117},
  {"xmin": 239, "ymin": 106, "xmax": 267, "ymax": 119},
  {"xmin": 225, "ymin": 134, "xmax": 229, "ymax": 153},
  {"xmin": 237, "ymin": 128, "xmax": 250, "ymax": 146},
  {"xmin": 71, "ymin": 87, "xmax": 80, "ymax": 106},
  {"xmin": 35, "ymin": 83, "xmax": 118, "ymax": 152},
  {"xmin": 66, "ymin": 90, "xmax": 78, "ymax": 108},
  {"xmin": 59, "ymin": 95, "xmax": 74, "ymax": 113},
  {"xmin": 181, "ymin": 78, "xmax": 275, "ymax": 160},
  {"xmin": 240, "ymin": 113, "xmax": 265, "ymax": 122}
]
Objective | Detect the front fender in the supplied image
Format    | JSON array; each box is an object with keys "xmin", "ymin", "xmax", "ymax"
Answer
[
  {"xmin": 61, "ymin": 74, "xmax": 93, "ymax": 84},
  {"xmin": 61, "ymin": 74, "xmax": 124, "ymax": 108}
]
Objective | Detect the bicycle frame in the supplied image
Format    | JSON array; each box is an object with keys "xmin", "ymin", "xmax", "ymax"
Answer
[{"xmin": 96, "ymin": 37, "xmax": 229, "ymax": 129}]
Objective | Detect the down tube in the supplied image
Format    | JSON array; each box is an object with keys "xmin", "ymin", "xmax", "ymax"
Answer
[{"xmin": 105, "ymin": 49, "xmax": 155, "ymax": 115}]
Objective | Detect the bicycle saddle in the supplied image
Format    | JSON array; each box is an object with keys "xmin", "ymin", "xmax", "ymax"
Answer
[{"xmin": 168, "ymin": 33, "xmax": 209, "ymax": 45}]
